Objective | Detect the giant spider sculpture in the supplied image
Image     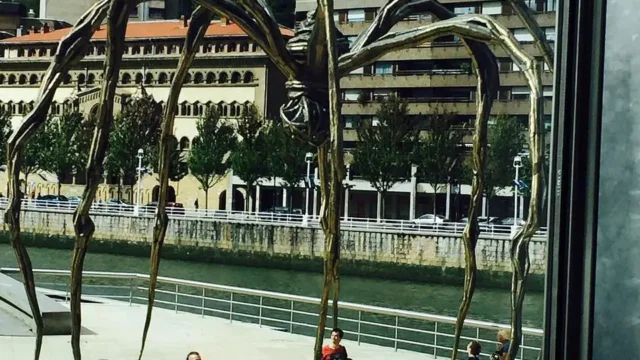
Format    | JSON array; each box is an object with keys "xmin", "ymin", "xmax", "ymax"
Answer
[{"xmin": 3, "ymin": 0, "xmax": 549, "ymax": 359}]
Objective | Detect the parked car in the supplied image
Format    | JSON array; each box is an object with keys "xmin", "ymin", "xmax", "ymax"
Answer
[
  {"xmin": 95, "ymin": 198, "xmax": 134, "ymax": 213},
  {"xmin": 36, "ymin": 195, "xmax": 71, "ymax": 209},
  {"xmin": 141, "ymin": 201, "xmax": 185, "ymax": 216},
  {"xmin": 500, "ymin": 217, "xmax": 526, "ymax": 226},
  {"xmin": 412, "ymin": 214, "xmax": 449, "ymax": 228}
]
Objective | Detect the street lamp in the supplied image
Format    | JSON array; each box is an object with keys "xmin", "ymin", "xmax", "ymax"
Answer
[
  {"xmin": 512, "ymin": 155, "xmax": 523, "ymax": 233},
  {"xmin": 302, "ymin": 152, "xmax": 314, "ymax": 226},
  {"xmin": 134, "ymin": 148, "xmax": 144, "ymax": 216}
]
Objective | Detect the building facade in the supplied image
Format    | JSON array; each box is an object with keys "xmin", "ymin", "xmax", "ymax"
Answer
[
  {"xmin": 0, "ymin": 19, "xmax": 289, "ymax": 210},
  {"xmin": 291, "ymin": 0, "xmax": 556, "ymax": 221}
]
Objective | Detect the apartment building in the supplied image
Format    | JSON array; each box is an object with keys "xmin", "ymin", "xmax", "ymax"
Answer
[
  {"xmin": 293, "ymin": 0, "xmax": 556, "ymax": 221},
  {"xmin": 38, "ymin": 0, "xmax": 192, "ymax": 25}
]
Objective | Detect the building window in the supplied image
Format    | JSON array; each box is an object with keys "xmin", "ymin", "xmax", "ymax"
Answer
[
  {"xmin": 343, "ymin": 89, "xmax": 361, "ymax": 102},
  {"xmin": 499, "ymin": 59, "xmax": 513, "ymax": 72},
  {"xmin": 231, "ymin": 72, "xmax": 241, "ymax": 83},
  {"xmin": 218, "ymin": 72, "xmax": 228, "ymax": 83},
  {"xmin": 454, "ymin": 6, "xmax": 476, "ymax": 15},
  {"xmin": 543, "ymin": 86, "xmax": 553, "ymax": 100},
  {"xmin": 243, "ymin": 71, "xmax": 254, "ymax": 83},
  {"xmin": 545, "ymin": 27, "xmax": 556, "ymax": 42},
  {"xmin": 365, "ymin": 9, "xmax": 376, "ymax": 21},
  {"xmin": 481, "ymin": 2, "xmax": 502, "ymax": 15},
  {"xmin": 29, "ymin": 74, "xmax": 38, "ymax": 84},
  {"xmin": 18, "ymin": 74, "xmax": 26, "ymax": 84},
  {"xmin": 513, "ymin": 29, "xmax": 535, "ymax": 43},
  {"xmin": 343, "ymin": 115, "xmax": 360, "ymax": 129},
  {"xmin": 121, "ymin": 73, "xmax": 131, "ymax": 84},
  {"xmin": 512, "ymin": 86, "xmax": 530, "ymax": 100},
  {"xmin": 194, "ymin": 72, "xmax": 204, "ymax": 84},
  {"xmin": 374, "ymin": 62, "xmax": 394, "ymax": 75},
  {"xmin": 158, "ymin": 72, "xmax": 168, "ymax": 84},
  {"xmin": 373, "ymin": 89, "xmax": 392, "ymax": 101},
  {"xmin": 206, "ymin": 72, "xmax": 216, "ymax": 84},
  {"xmin": 347, "ymin": 9, "xmax": 365, "ymax": 23}
]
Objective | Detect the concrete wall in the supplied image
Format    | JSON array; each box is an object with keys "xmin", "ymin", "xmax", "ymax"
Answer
[{"xmin": 10, "ymin": 210, "xmax": 547, "ymax": 276}]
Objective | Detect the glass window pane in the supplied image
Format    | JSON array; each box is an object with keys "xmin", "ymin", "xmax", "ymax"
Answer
[
  {"xmin": 347, "ymin": 9, "xmax": 365, "ymax": 22},
  {"xmin": 481, "ymin": 2, "xmax": 502, "ymax": 15}
]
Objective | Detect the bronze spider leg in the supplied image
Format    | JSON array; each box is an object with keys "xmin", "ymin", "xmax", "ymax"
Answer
[{"xmin": 137, "ymin": 6, "xmax": 214, "ymax": 360}]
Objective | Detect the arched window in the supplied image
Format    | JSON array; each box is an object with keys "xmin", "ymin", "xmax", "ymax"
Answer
[
  {"xmin": 87, "ymin": 73, "xmax": 96, "ymax": 85},
  {"xmin": 27, "ymin": 48, "xmax": 36, "ymax": 57},
  {"xmin": 202, "ymin": 43, "xmax": 213, "ymax": 53},
  {"xmin": 98, "ymin": 46, "xmax": 106, "ymax": 55},
  {"xmin": 194, "ymin": 72, "xmax": 204, "ymax": 84},
  {"xmin": 87, "ymin": 46, "xmax": 95, "ymax": 56},
  {"xmin": 214, "ymin": 43, "xmax": 223, "ymax": 53},
  {"xmin": 132, "ymin": 46, "xmax": 141, "ymax": 55},
  {"xmin": 158, "ymin": 72, "xmax": 168, "ymax": 84},
  {"xmin": 218, "ymin": 72, "xmax": 228, "ymax": 84},
  {"xmin": 0, "ymin": 74, "xmax": 5, "ymax": 84},
  {"xmin": 38, "ymin": 48, "xmax": 46, "ymax": 57},
  {"xmin": 243, "ymin": 71, "xmax": 254, "ymax": 83},
  {"xmin": 6, "ymin": 102, "xmax": 13, "ymax": 115},
  {"xmin": 227, "ymin": 42, "xmax": 237, "ymax": 52},
  {"xmin": 135, "ymin": 73, "xmax": 143, "ymax": 84},
  {"xmin": 230, "ymin": 104, "xmax": 237, "ymax": 117},
  {"xmin": 18, "ymin": 74, "xmax": 27, "ymax": 84},
  {"xmin": 77, "ymin": 73, "xmax": 86, "ymax": 85},
  {"xmin": 144, "ymin": 73, "xmax": 153, "ymax": 84},
  {"xmin": 8, "ymin": 74, "xmax": 16, "ymax": 84},
  {"xmin": 180, "ymin": 103, "xmax": 188, "ymax": 116},
  {"xmin": 193, "ymin": 102, "xmax": 201, "ymax": 117},
  {"xmin": 206, "ymin": 72, "xmax": 215, "ymax": 84},
  {"xmin": 155, "ymin": 46, "xmax": 164, "ymax": 55},
  {"xmin": 185, "ymin": 73, "xmax": 192, "ymax": 84},
  {"xmin": 231, "ymin": 72, "xmax": 241, "ymax": 84},
  {"xmin": 63, "ymin": 74, "xmax": 71, "ymax": 84},
  {"xmin": 17, "ymin": 102, "xmax": 24, "ymax": 114},
  {"xmin": 123, "ymin": 46, "xmax": 129, "ymax": 55},
  {"xmin": 179, "ymin": 137, "xmax": 190, "ymax": 150},
  {"xmin": 121, "ymin": 73, "xmax": 131, "ymax": 84},
  {"xmin": 143, "ymin": 45, "xmax": 153, "ymax": 55},
  {"xmin": 239, "ymin": 42, "xmax": 249, "ymax": 52},
  {"xmin": 29, "ymin": 74, "xmax": 38, "ymax": 84}
]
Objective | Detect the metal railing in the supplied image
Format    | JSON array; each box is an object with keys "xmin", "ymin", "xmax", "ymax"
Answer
[
  {"xmin": 0, "ymin": 198, "xmax": 547, "ymax": 239},
  {"xmin": 0, "ymin": 268, "xmax": 543, "ymax": 359}
]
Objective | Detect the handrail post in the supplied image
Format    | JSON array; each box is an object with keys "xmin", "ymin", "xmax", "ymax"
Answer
[
  {"xmin": 259, "ymin": 296, "xmax": 263, "ymax": 328},
  {"xmin": 229, "ymin": 292, "xmax": 234, "ymax": 323},
  {"xmin": 357, "ymin": 311, "xmax": 362, "ymax": 345},
  {"xmin": 201, "ymin": 288, "xmax": 205, "ymax": 318},
  {"xmin": 394, "ymin": 316, "xmax": 399, "ymax": 351},
  {"xmin": 129, "ymin": 277, "xmax": 134, "ymax": 305},
  {"xmin": 433, "ymin": 322, "xmax": 438, "ymax": 358},
  {"xmin": 289, "ymin": 300, "xmax": 294, "ymax": 333},
  {"xmin": 175, "ymin": 285, "xmax": 179, "ymax": 313}
]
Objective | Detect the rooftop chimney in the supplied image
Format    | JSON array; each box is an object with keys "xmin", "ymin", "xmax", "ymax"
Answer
[
  {"xmin": 181, "ymin": 15, "xmax": 187, "ymax": 28},
  {"xmin": 41, "ymin": 23, "xmax": 50, "ymax": 34},
  {"xmin": 16, "ymin": 26, "xmax": 23, "ymax": 37},
  {"xmin": 30, "ymin": 26, "xmax": 36, "ymax": 34},
  {"xmin": 221, "ymin": 17, "xmax": 230, "ymax": 26}
]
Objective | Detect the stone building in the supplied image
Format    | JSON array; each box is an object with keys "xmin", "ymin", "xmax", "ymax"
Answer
[{"xmin": 0, "ymin": 18, "xmax": 290, "ymax": 210}]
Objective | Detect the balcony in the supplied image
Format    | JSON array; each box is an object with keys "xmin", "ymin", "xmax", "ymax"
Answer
[
  {"xmin": 342, "ymin": 99, "xmax": 554, "ymax": 116},
  {"xmin": 341, "ymin": 71, "xmax": 554, "ymax": 88},
  {"xmin": 336, "ymin": 12, "xmax": 556, "ymax": 36}
]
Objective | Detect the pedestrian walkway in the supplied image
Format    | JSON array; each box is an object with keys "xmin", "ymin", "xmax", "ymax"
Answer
[{"xmin": 0, "ymin": 299, "xmax": 435, "ymax": 360}]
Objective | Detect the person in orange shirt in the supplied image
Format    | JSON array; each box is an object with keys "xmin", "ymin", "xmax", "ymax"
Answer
[{"xmin": 322, "ymin": 328, "xmax": 349, "ymax": 360}]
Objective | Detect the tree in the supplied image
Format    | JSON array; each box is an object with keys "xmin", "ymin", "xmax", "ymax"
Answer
[
  {"xmin": 266, "ymin": 122, "xmax": 314, "ymax": 208},
  {"xmin": 42, "ymin": 110, "xmax": 91, "ymax": 195},
  {"xmin": 229, "ymin": 104, "xmax": 270, "ymax": 212},
  {"xmin": 351, "ymin": 96, "xmax": 419, "ymax": 220},
  {"xmin": 482, "ymin": 115, "xmax": 526, "ymax": 216},
  {"xmin": 148, "ymin": 135, "xmax": 189, "ymax": 183},
  {"xmin": 106, "ymin": 95, "xmax": 161, "ymax": 200},
  {"xmin": 414, "ymin": 110, "xmax": 465, "ymax": 216},
  {"xmin": 0, "ymin": 109, "xmax": 12, "ymax": 167},
  {"xmin": 188, "ymin": 109, "xmax": 236, "ymax": 209},
  {"xmin": 20, "ymin": 124, "xmax": 51, "ymax": 195}
]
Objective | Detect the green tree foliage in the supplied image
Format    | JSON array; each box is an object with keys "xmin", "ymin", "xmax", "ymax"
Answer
[
  {"xmin": 351, "ymin": 96, "xmax": 419, "ymax": 218},
  {"xmin": 148, "ymin": 135, "xmax": 190, "ymax": 183},
  {"xmin": 413, "ymin": 110, "xmax": 465, "ymax": 216},
  {"xmin": 0, "ymin": 109, "xmax": 13, "ymax": 167},
  {"xmin": 22, "ymin": 125, "xmax": 51, "ymax": 195},
  {"xmin": 230, "ymin": 104, "xmax": 270, "ymax": 212},
  {"xmin": 106, "ymin": 95, "xmax": 162, "ymax": 199},
  {"xmin": 188, "ymin": 109, "xmax": 236, "ymax": 209},
  {"xmin": 266, "ymin": 0, "xmax": 296, "ymax": 28},
  {"xmin": 468, "ymin": 115, "xmax": 526, "ymax": 215},
  {"xmin": 42, "ymin": 110, "xmax": 92, "ymax": 195},
  {"xmin": 266, "ymin": 122, "xmax": 314, "ymax": 208}
]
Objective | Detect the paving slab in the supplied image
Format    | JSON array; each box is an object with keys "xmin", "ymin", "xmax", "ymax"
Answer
[{"xmin": 0, "ymin": 300, "xmax": 435, "ymax": 360}]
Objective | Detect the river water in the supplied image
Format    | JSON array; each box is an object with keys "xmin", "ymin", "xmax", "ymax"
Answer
[{"xmin": 0, "ymin": 244, "xmax": 544, "ymax": 328}]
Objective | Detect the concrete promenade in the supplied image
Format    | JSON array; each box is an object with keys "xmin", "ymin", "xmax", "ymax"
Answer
[{"xmin": 1, "ymin": 299, "xmax": 434, "ymax": 360}]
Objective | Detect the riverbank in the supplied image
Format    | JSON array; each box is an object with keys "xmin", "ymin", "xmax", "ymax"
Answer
[{"xmin": 0, "ymin": 231, "xmax": 544, "ymax": 291}]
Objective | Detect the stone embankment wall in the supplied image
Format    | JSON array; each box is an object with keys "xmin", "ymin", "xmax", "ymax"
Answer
[{"xmin": 0, "ymin": 210, "xmax": 547, "ymax": 290}]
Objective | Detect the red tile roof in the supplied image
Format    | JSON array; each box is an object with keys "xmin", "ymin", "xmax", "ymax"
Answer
[{"xmin": 1, "ymin": 20, "xmax": 294, "ymax": 43}]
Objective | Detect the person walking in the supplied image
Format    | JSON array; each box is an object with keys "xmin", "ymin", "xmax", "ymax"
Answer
[
  {"xmin": 194, "ymin": 198, "xmax": 199, "ymax": 210},
  {"xmin": 467, "ymin": 340, "xmax": 482, "ymax": 360}
]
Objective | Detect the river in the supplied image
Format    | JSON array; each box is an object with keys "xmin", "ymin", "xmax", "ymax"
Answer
[{"xmin": 0, "ymin": 243, "xmax": 544, "ymax": 328}]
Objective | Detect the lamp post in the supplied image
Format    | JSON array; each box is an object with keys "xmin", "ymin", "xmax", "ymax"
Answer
[
  {"xmin": 513, "ymin": 155, "xmax": 522, "ymax": 233},
  {"xmin": 302, "ymin": 152, "xmax": 314, "ymax": 226},
  {"xmin": 135, "ymin": 148, "xmax": 144, "ymax": 216}
]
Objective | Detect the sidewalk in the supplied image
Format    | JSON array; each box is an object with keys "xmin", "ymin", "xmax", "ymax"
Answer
[{"xmin": 0, "ymin": 301, "xmax": 435, "ymax": 360}]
